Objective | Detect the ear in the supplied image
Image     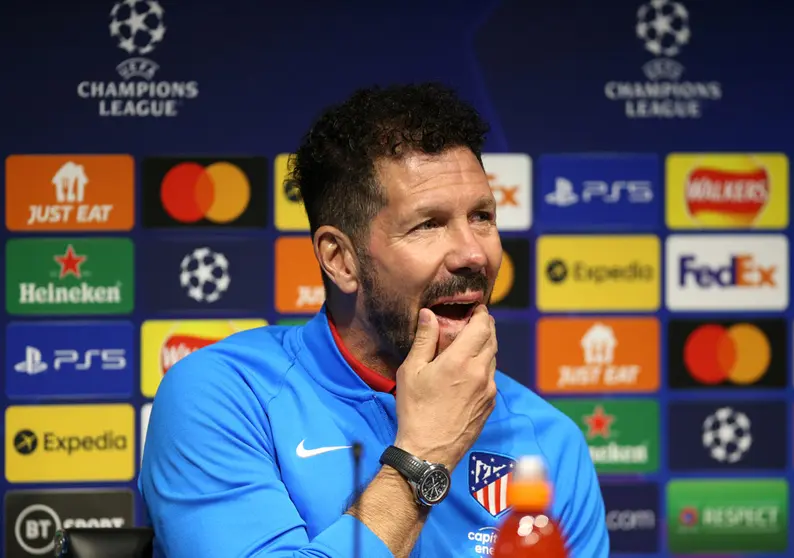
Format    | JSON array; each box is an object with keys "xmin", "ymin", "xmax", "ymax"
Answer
[{"xmin": 313, "ymin": 226, "xmax": 360, "ymax": 295}]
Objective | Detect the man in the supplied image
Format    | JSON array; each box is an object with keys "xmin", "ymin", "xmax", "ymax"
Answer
[{"xmin": 139, "ymin": 83, "xmax": 609, "ymax": 557}]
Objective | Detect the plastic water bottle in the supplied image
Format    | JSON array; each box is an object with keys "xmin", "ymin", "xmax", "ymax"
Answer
[{"xmin": 491, "ymin": 455, "xmax": 568, "ymax": 557}]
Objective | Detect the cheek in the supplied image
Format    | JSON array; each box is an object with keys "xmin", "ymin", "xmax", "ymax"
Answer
[{"xmin": 379, "ymin": 252, "xmax": 439, "ymax": 295}]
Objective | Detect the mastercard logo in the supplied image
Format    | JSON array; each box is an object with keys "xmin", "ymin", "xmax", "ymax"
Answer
[
  {"xmin": 683, "ymin": 323, "xmax": 771, "ymax": 385},
  {"xmin": 160, "ymin": 162, "xmax": 251, "ymax": 223}
]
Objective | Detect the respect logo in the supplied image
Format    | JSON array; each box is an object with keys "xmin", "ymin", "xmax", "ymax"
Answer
[
  {"xmin": 667, "ymin": 479, "xmax": 788, "ymax": 553},
  {"xmin": 140, "ymin": 319, "xmax": 267, "ymax": 397},
  {"xmin": 5, "ymin": 404, "xmax": 135, "ymax": 483},
  {"xmin": 536, "ymin": 235, "xmax": 660, "ymax": 312},
  {"xmin": 666, "ymin": 153, "xmax": 789, "ymax": 229}
]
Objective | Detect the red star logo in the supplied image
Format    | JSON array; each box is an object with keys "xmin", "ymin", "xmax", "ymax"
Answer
[
  {"xmin": 54, "ymin": 244, "xmax": 87, "ymax": 279},
  {"xmin": 583, "ymin": 405, "xmax": 614, "ymax": 439}
]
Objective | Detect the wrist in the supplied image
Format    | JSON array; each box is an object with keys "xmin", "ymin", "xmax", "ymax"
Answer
[{"xmin": 392, "ymin": 439, "xmax": 455, "ymax": 468}]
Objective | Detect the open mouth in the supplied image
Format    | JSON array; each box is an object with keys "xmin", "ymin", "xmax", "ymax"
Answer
[
  {"xmin": 430, "ymin": 302, "xmax": 477, "ymax": 321},
  {"xmin": 428, "ymin": 292, "xmax": 483, "ymax": 321}
]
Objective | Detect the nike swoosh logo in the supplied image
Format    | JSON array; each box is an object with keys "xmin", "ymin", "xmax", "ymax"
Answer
[{"xmin": 295, "ymin": 439, "xmax": 352, "ymax": 458}]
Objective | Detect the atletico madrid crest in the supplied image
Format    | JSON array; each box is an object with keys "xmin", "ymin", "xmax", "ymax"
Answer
[{"xmin": 469, "ymin": 451, "xmax": 516, "ymax": 517}]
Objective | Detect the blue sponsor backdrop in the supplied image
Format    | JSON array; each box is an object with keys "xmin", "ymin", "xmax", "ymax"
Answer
[
  {"xmin": 141, "ymin": 239, "xmax": 270, "ymax": 314},
  {"xmin": 2, "ymin": 0, "xmax": 794, "ymax": 556},
  {"xmin": 601, "ymin": 483, "xmax": 659, "ymax": 554},
  {"xmin": 668, "ymin": 401, "xmax": 788, "ymax": 472},
  {"xmin": 5, "ymin": 321, "xmax": 134, "ymax": 400},
  {"xmin": 537, "ymin": 154, "xmax": 661, "ymax": 230}
]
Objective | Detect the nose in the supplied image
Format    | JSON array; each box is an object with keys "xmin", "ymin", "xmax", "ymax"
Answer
[{"xmin": 445, "ymin": 224, "xmax": 488, "ymax": 274}]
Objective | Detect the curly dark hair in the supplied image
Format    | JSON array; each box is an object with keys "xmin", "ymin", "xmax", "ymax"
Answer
[{"xmin": 290, "ymin": 82, "xmax": 490, "ymax": 245}]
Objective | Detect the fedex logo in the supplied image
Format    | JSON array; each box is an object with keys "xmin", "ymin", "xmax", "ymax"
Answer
[
  {"xmin": 481, "ymin": 153, "xmax": 532, "ymax": 231},
  {"xmin": 666, "ymin": 235, "xmax": 788, "ymax": 312},
  {"xmin": 679, "ymin": 254, "xmax": 777, "ymax": 288}
]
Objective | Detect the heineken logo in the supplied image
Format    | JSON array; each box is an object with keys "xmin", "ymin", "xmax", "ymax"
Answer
[
  {"xmin": 6, "ymin": 238, "xmax": 134, "ymax": 316},
  {"xmin": 551, "ymin": 399, "xmax": 659, "ymax": 474}
]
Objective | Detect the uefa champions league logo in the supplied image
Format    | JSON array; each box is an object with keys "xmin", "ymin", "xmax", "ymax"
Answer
[
  {"xmin": 75, "ymin": 0, "xmax": 199, "ymax": 117},
  {"xmin": 602, "ymin": 0, "xmax": 722, "ymax": 119}
]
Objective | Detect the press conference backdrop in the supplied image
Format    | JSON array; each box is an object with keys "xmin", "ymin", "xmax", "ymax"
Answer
[{"xmin": 1, "ymin": 0, "xmax": 792, "ymax": 556}]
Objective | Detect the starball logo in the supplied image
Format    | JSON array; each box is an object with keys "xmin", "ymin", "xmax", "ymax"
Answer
[
  {"xmin": 76, "ymin": 0, "xmax": 199, "ymax": 117},
  {"xmin": 603, "ymin": 0, "xmax": 722, "ymax": 119}
]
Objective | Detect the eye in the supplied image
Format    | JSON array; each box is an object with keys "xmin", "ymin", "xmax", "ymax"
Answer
[
  {"xmin": 413, "ymin": 219, "xmax": 439, "ymax": 231},
  {"xmin": 473, "ymin": 211, "xmax": 495, "ymax": 222}
]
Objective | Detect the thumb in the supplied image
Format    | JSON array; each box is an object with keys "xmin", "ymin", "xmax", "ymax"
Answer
[{"xmin": 405, "ymin": 308, "xmax": 439, "ymax": 365}]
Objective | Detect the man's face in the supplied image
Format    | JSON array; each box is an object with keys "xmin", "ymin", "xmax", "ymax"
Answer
[{"xmin": 357, "ymin": 146, "xmax": 502, "ymax": 360}]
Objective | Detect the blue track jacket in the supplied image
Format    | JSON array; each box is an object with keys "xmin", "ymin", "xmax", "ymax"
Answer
[{"xmin": 139, "ymin": 307, "xmax": 609, "ymax": 557}]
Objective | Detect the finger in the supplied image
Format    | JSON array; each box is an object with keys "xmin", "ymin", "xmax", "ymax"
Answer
[
  {"xmin": 403, "ymin": 308, "xmax": 440, "ymax": 366},
  {"xmin": 444, "ymin": 304, "xmax": 492, "ymax": 357},
  {"xmin": 474, "ymin": 316, "xmax": 498, "ymax": 367}
]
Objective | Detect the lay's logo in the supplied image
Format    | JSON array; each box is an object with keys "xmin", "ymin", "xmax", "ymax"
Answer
[
  {"xmin": 666, "ymin": 154, "xmax": 788, "ymax": 229},
  {"xmin": 140, "ymin": 319, "xmax": 266, "ymax": 397}
]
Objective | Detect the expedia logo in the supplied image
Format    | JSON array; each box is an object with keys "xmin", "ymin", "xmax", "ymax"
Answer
[
  {"xmin": 545, "ymin": 259, "xmax": 654, "ymax": 284},
  {"xmin": 14, "ymin": 429, "xmax": 128, "ymax": 456},
  {"xmin": 5, "ymin": 404, "xmax": 135, "ymax": 483}
]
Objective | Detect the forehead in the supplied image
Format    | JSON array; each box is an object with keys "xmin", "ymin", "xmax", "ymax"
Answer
[{"xmin": 374, "ymin": 147, "xmax": 490, "ymax": 209}]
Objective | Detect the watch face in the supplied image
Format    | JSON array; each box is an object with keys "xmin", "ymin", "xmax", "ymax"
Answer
[{"xmin": 420, "ymin": 469, "xmax": 450, "ymax": 504}]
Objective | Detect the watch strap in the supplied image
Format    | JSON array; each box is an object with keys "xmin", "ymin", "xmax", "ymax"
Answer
[{"xmin": 379, "ymin": 445, "xmax": 427, "ymax": 482}]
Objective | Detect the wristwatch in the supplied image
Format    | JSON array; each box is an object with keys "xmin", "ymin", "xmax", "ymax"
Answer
[{"xmin": 379, "ymin": 445, "xmax": 451, "ymax": 507}]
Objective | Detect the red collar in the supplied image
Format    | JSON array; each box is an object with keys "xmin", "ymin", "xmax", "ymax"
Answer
[{"xmin": 327, "ymin": 315, "xmax": 396, "ymax": 395}]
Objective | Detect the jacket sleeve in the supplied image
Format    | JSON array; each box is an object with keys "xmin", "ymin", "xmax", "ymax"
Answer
[
  {"xmin": 137, "ymin": 352, "xmax": 394, "ymax": 558},
  {"xmin": 551, "ymin": 427, "xmax": 610, "ymax": 558}
]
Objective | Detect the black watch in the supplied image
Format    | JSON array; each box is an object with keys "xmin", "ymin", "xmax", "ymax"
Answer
[{"xmin": 379, "ymin": 445, "xmax": 451, "ymax": 507}]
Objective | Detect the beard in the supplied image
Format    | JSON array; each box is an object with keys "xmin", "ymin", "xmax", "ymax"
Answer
[{"xmin": 357, "ymin": 248, "xmax": 491, "ymax": 362}]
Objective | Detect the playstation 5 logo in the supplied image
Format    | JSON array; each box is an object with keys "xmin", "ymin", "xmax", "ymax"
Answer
[
  {"xmin": 545, "ymin": 177, "xmax": 654, "ymax": 207},
  {"xmin": 14, "ymin": 346, "xmax": 127, "ymax": 375},
  {"xmin": 14, "ymin": 346, "xmax": 48, "ymax": 375}
]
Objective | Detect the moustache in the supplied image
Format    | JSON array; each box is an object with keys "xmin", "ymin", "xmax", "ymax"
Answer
[{"xmin": 420, "ymin": 273, "xmax": 489, "ymax": 307}]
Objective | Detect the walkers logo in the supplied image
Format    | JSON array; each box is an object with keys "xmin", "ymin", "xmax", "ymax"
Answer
[
  {"xmin": 141, "ymin": 319, "xmax": 266, "ymax": 397},
  {"xmin": 5, "ymin": 404, "xmax": 135, "ymax": 482},
  {"xmin": 538, "ymin": 154, "xmax": 659, "ymax": 229},
  {"xmin": 77, "ymin": 0, "xmax": 199, "ymax": 117},
  {"xmin": 668, "ymin": 401, "xmax": 786, "ymax": 471},
  {"xmin": 5, "ymin": 238, "xmax": 134, "ymax": 316},
  {"xmin": 274, "ymin": 153, "xmax": 309, "ymax": 232},
  {"xmin": 601, "ymin": 483, "xmax": 659, "ymax": 553},
  {"xmin": 665, "ymin": 234, "xmax": 789, "ymax": 311},
  {"xmin": 667, "ymin": 479, "xmax": 788, "ymax": 553},
  {"xmin": 5, "ymin": 489, "xmax": 134, "ymax": 558},
  {"xmin": 6, "ymin": 321, "xmax": 134, "ymax": 399},
  {"xmin": 482, "ymin": 153, "xmax": 532, "ymax": 231},
  {"xmin": 536, "ymin": 235, "xmax": 660, "ymax": 312},
  {"xmin": 604, "ymin": 0, "xmax": 722, "ymax": 119},
  {"xmin": 666, "ymin": 153, "xmax": 788, "ymax": 229},
  {"xmin": 490, "ymin": 239, "xmax": 529, "ymax": 309},
  {"xmin": 142, "ymin": 157, "xmax": 268, "ymax": 228},
  {"xmin": 5, "ymin": 155, "xmax": 134, "ymax": 232},
  {"xmin": 536, "ymin": 317, "xmax": 659, "ymax": 394},
  {"xmin": 550, "ymin": 399, "xmax": 659, "ymax": 474},
  {"xmin": 142, "ymin": 239, "xmax": 269, "ymax": 312},
  {"xmin": 668, "ymin": 319, "xmax": 786, "ymax": 389},
  {"xmin": 274, "ymin": 236, "xmax": 325, "ymax": 314}
]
